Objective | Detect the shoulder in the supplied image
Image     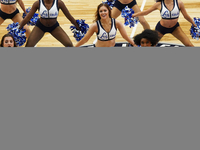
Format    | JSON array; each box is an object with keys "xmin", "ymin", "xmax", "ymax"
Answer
[
  {"xmin": 58, "ymin": 0, "xmax": 68, "ymax": 9},
  {"xmin": 115, "ymin": 19, "xmax": 123, "ymax": 28},
  {"xmin": 90, "ymin": 22, "xmax": 98, "ymax": 29},
  {"xmin": 177, "ymin": 0, "xmax": 184, "ymax": 8},
  {"xmin": 89, "ymin": 22, "xmax": 98, "ymax": 33},
  {"xmin": 58, "ymin": 0, "xmax": 64, "ymax": 6},
  {"xmin": 154, "ymin": 1, "xmax": 162, "ymax": 7},
  {"xmin": 33, "ymin": 0, "xmax": 40, "ymax": 8}
]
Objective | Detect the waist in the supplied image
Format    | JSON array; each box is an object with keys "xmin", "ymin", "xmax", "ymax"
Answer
[
  {"xmin": 1, "ymin": 0, "xmax": 16, "ymax": 5},
  {"xmin": 160, "ymin": 19, "xmax": 178, "ymax": 28},
  {"xmin": 1, "ymin": 3, "xmax": 16, "ymax": 13},
  {"xmin": 39, "ymin": 18, "xmax": 58, "ymax": 27},
  {"xmin": 96, "ymin": 39, "xmax": 115, "ymax": 47},
  {"xmin": 118, "ymin": 0, "xmax": 133, "ymax": 4}
]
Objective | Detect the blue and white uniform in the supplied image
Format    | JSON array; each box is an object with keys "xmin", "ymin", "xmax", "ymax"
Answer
[
  {"xmin": 0, "ymin": 0, "xmax": 19, "ymax": 20},
  {"xmin": 96, "ymin": 18, "xmax": 117, "ymax": 41},
  {"xmin": 39, "ymin": 0, "xmax": 59, "ymax": 19},
  {"xmin": 1, "ymin": 0, "xmax": 17, "ymax": 5},
  {"xmin": 160, "ymin": 0, "xmax": 180, "ymax": 19},
  {"xmin": 36, "ymin": 0, "xmax": 60, "ymax": 33},
  {"xmin": 155, "ymin": 0, "xmax": 180, "ymax": 35}
]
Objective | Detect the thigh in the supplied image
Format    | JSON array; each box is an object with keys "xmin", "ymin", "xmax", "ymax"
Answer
[
  {"xmin": 0, "ymin": 17, "xmax": 5, "ymax": 24},
  {"xmin": 172, "ymin": 26, "xmax": 194, "ymax": 47},
  {"xmin": 111, "ymin": 7, "xmax": 122, "ymax": 18},
  {"xmin": 131, "ymin": 4, "xmax": 150, "ymax": 29},
  {"xmin": 157, "ymin": 31, "xmax": 163, "ymax": 41},
  {"xmin": 11, "ymin": 13, "xmax": 23, "ymax": 23},
  {"xmin": 50, "ymin": 26, "xmax": 73, "ymax": 47},
  {"xmin": 25, "ymin": 26, "xmax": 45, "ymax": 47},
  {"xmin": 132, "ymin": 4, "xmax": 143, "ymax": 21},
  {"xmin": 132, "ymin": 4, "xmax": 142, "ymax": 13}
]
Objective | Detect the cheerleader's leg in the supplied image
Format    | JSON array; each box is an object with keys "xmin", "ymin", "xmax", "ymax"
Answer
[
  {"xmin": 25, "ymin": 26, "xmax": 45, "ymax": 47},
  {"xmin": 50, "ymin": 26, "xmax": 73, "ymax": 47}
]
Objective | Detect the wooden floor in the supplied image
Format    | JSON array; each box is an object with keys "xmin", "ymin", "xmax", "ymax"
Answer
[{"xmin": 0, "ymin": 0, "xmax": 200, "ymax": 47}]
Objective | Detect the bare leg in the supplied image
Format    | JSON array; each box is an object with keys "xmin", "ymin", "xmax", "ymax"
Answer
[
  {"xmin": 50, "ymin": 26, "xmax": 73, "ymax": 47},
  {"xmin": 132, "ymin": 5, "xmax": 150, "ymax": 29},
  {"xmin": 111, "ymin": 7, "xmax": 122, "ymax": 19},
  {"xmin": 25, "ymin": 26, "xmax": 45, "ymax": 47},
  {"xmin": 12, "ymin": 13, "xmax": 31, "ymax": 38},
  {"xmin": 171, "ymin": 26, "xmax": 194, "ymax": 47},
  {"xmin": 0, "ymin": 17, "xmax": 5, "ymax": 25},
  {"xmin": 157, "ymin": 31, "xmax": 164, "ymax": 41}
]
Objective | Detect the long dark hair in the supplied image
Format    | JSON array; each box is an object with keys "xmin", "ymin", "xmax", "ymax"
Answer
[
  {"xmin": 156, "ymin": 0, "xmax": 162, "ymax": 2},
  {"xmin": 1, "ymin": 33, "xmax": 17, "ymax": 47},
  {"xmin": 94, "ymin": 3, "xmax": 111, "ymax": 22}
]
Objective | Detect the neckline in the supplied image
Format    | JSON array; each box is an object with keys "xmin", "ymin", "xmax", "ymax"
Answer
[
  {"xmin": 42, "ymin": 0, "xmax": 55, "ymax": 11},
  {"xmin": 163, "ymin": 0, "xmax": 175, "ymax": 12},
  {"xmin": 99, "ymin": 18, "xmax": 113, "ymax": 33}
]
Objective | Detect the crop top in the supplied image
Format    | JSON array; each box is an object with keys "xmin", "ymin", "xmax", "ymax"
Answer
[
  {"xmin": 1, "ymin": 0, "xmax": 17, "ymax": 5},
  {"xmin": 96, "ymin": 18, "xmax": 117, "ymax": 41},
  {"xmin": 39, "ymin": 0, "xmax": 59, "ymax": 19},
  {"xmin": 160, "ymin": 0, "xmax": 180, "ymax": 19}
]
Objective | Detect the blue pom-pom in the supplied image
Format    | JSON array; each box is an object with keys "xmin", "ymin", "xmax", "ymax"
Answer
[
  {"xmin": 121, "ymin": 6, "xmax": 139, "ymax": 28},
  {"xmin": 70, "ymin": 19, "xmax": 89, "ymax": 42},
  {"xmin": 190, "ymin": 17, "xmax": 200, "ymax": 40},
  {"xmin": 102, "ymin": 0, "xmax": 115, "ymax": 9},
  {"xmin": 22, "ymin": 7, "xmax": 39, "ymax": 26},
  {"xmin": 6, "ymin": 22, "xmax": 26, "ymax": 46}
]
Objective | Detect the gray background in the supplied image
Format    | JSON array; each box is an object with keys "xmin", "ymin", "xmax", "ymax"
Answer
[{"xmin": 0, "ymin": 47, "xmax": 199, "ymax": 150}]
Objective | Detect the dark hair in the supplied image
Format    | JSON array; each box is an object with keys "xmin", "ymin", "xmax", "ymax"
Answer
[
  {"xmin": 94, "ymin": 3, "xmax": 111, "ymax": 22},
  {"xmin": 134, "ymin": 29, "xmax": 159, "ymax": 46},
  {"xmin": 156, "ymin": 0, "xmax": 162, "ymax": 2},
  {"xmin": 1, "ymin": 33, "xmax": 17, "ymax": 47}
]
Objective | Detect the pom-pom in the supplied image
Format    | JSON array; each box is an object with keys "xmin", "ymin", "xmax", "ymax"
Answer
[
  {"xmin": 70, "ymin": 19, "xmax": 89, "ymax": 41},
  {"xmin": 6, "ymin": 22, "xmax": 26, "ymax": 46},
  {"xmin": 121, "ymin": 6, "xmax": 139, "ymax": 28},
  {"xmin": 22, "ymin": 7, "xmax": 39, "ymax": 26},
  {"xmin": 190, "ymin": 17, "xmax": 200, "ymax": 40},
  {"xmin": 102, "ymin": 0, "xmax": 115, "ymax": 9}
]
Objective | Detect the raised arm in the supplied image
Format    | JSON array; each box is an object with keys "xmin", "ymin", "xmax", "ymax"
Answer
[
  {"xmin": 19, "ymin": 1, "xmax": 39, "ymax": 29},
  {"xmin": 75, "ymin": 23, "xmax": 97, "ymax": 47},
  {"xmin": 116, "ymin": 20, "xmax": 136, "ymax": 46},
  {"xmin": 17, "ymin": 0, "xmax": 26, "ymax": 14},
  {"xmin": 59, "ymin": 0, "xmax": 80, "ymax": 30},
  {"xmin": 132, "ymin": 2, "xmax": 160, "ymax": 18},
  {"xmin": 179, "ymin": 1, "xmax": 196, "ymax": 27}
]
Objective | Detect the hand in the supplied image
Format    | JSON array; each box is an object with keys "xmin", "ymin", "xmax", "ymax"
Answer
[
  {"xmin": 193, "ymin": 23, "xmax": 197, "ymax": 27},
  {"xmin": 132, "ymin": 14, "xmax": 136, "ymax": 18}
]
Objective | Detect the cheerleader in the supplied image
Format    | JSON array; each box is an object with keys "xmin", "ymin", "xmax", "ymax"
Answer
[
  {"xmin": 75, "ymin": 3, "xmax": 135, "ymax": 47},
  {"xmin": 0, "ymin": 0, "xmax": 31, "ymax": 38},
  {"xmin": 19, "ymin": 0, "xmax": 80, "ymax": 47},
  {"xmin": 108, "ymin": 0, "xmax": 150, "ymax": 29},
  {"xmin": 132, "ymin": 0, "xmax": 197, "ymax": 46}
]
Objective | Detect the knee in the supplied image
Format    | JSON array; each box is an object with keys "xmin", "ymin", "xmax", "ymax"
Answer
[
  {"xmin": 139, "ymin": 18, "xmax": 148, "ymax": 25},
  {"xmin": 138, "ymin": 17, "xmax": 150, "ymax": 29}
]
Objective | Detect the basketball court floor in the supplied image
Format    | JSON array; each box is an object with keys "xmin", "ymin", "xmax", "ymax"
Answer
[{"xmin": 0, "ymin": 0, "xmax": 200, "ymax": 47}]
